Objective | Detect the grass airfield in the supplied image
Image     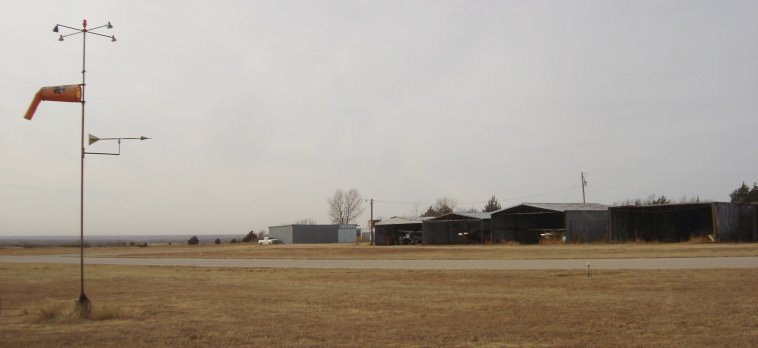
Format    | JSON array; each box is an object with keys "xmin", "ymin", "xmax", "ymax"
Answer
[
  {"xmin": 4, "ymin": 241, "xmax": 757, "ymax": 259},
  {"xmin": 1, "ymin": 243, "xmax": 756, "ymax": 347}
]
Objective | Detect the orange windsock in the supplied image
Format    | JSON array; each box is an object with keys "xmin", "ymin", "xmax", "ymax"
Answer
[{"xmin": 24, "ymin": 84, "xmax": 82, "ymax": 120}]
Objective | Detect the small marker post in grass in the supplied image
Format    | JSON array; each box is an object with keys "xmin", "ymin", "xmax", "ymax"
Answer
[{"xmin": 587, "ymin": 261, "xmax": 591, "ymax": 278}]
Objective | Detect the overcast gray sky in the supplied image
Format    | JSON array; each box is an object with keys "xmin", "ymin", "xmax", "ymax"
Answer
[{"xmin": 1, "ymin": 0, "xmax": 756, "ymax": 236}]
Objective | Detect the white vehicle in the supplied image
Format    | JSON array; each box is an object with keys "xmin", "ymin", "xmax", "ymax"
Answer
[{"xmin": 258, "ymin": 237, "xmax": 282, "ymax": 245}]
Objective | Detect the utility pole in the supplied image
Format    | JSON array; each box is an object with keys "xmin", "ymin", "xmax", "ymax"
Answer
[
  {"xmin": 581, "ymin": 172, "xmax": 587, "ymax": 204},
  {"xmin": 370, "ymin": 198, "xmax": 374, "ymax": 245}
]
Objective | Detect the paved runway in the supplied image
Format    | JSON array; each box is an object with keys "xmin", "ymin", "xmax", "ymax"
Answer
[{"xmin": 1, "ymin": 255, "xmax": 757, "ymax": 270}]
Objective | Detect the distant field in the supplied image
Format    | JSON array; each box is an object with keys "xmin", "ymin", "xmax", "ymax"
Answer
[
  {"xmin": 0, "ymin": 263, "xmax": 756, "ymax": 347},
  {"xmin": 2, "ymin": 242, "xmax": 757, "ymax": 260}
]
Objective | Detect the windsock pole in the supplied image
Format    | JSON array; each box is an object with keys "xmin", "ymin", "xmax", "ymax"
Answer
[{"xmin": 78, "ymin": 21, "xmax": 87, "ymax": 308}]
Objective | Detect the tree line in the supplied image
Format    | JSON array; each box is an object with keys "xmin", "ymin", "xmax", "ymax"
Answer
[
  {"xmin": 326, "ymin": 189, "xmax": 507, "ymax": 221},
  {"xmin": 729, "ymin": 182, "xmax": 758, "ymax": 204},
  {"xmin": 419, "ymin": 195, "xmax": 502, "ymax": 217}
]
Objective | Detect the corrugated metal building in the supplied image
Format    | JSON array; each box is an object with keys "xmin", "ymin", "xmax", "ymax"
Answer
[
  {"xmin": 491, "ymin": 203, "xmax": 609, "ymax": 244},
  {"xmin": 374, "ymin": 216, "xmax": 429, "ymax": 245},
  {"xmin": 608, "ymin": 202, "xmax": 756, "ymax": 242},
  {"xmin": 268, "ymin": 224, "xmax": 357, "ymax": 244},
  {"xmin": 422, "ymin": 212, "xmax": 492, "ymax": 245}
]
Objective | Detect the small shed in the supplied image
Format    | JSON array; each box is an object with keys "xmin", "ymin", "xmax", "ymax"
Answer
[
  {"xmin": 608, "ymin": 202, "xmax": 756, "ymax": 242},
  {"xmin": 491, "ymin": 203, "xmax": 609, "ymax": 244},
  {"xmin": 268, "ymin": 224, "xmax": 357, "ymax": 244},
  {"xmin": 374, "ymin": 216, "xmax": 429, "ymax": 245},
  {"xmin": 422, "ymin": 212, "xmax": 492, "ymax": 245}
]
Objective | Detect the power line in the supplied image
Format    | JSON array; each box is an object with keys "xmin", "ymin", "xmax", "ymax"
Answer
[
  {"xmin": 373, "ymin": 200, "xmax": 420, "ymax": 205},
  {"xmin": 372, "ymin": 185, "xmax": 583, "ymax": 208},
  {"xmin": 498, "ymin": 186, "xmax": 581, "ymax": 202},
  {"xmin": 584, "ymin": 171, "xmax": 754, "ymax": 179}
]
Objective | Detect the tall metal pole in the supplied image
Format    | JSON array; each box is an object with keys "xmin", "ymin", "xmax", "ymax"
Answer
[
  {"xmin": 581, "ymin": 172, "xmax": 587, "ymax": 204},
  {"xmin": 49, "ymin": 19, "xmax": 116, "ymax": 316},
  {"xmin": 370, "ymin": 198, "xmax": 374, "ymax": 245},
  {"xmin": 78, "ymin": 19, "xmax": 89, "ymax": 310}
]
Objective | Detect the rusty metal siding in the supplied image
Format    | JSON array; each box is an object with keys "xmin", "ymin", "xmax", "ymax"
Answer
[
  {"xmin": 608, "ymin": 203, "xmax": 726, "ymax": 242},
  {"xmin": 714, "ymin": 203, "xmax": 756, "ymax": 241},
  {"xmin": 491, "ymin": 203, "xmax": 608, "ymax": 244},
  {"xmin": 565, "ymin": 210, "xmax": 609, "ymax": 242}
]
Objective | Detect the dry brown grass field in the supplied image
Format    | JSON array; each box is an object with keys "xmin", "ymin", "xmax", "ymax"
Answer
[
  {"xmin": 3, "ymin": 242, "xmax": 757, "ymax": 260},
  {"xmin": 1, "ymin": 244, "xmax": 757, "ymax": 347}
]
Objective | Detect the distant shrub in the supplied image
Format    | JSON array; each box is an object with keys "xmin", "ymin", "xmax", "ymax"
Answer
[
  {"xmin": 188, "ymin": 236, "xmax": 199, "ymax": 245},
  {"xmin": 230, "ymin": 239, "xmax": 238, "ymax": 244},
  {"xmin": 60, "ymin": 242, "xmax": 91, "ymax": 248},
  {"xmin": 242, "ymin": 231, "xmax": 258, "ymax": 243},
  {"xmin": 214, "ymin": 238, "xmax": 221, "ymax": 245}
]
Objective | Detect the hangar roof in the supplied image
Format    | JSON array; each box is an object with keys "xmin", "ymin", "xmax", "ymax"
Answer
[
  {"xmin": 375, "ymin": 216, "xmax": 431, "ymax": 226},
  {"xmin": 427, "ymin": 212, "xmax": 492, "ymax": 221},
  {"xmin": 494, "ymin": 203, "xmax": 609, "ymax": 214}
]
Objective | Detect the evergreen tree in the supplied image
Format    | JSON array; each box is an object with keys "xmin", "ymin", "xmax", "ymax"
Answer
[
  {"xmin": 421, "ymin": 197, "xmax": 458, "ymax": 217},
  {"xmin": 731, "ymin": 182, "xmax": 758, "ymax": 203},
  {"xmin": 433, "ymin": 197, "xmax": 456, "ymax": 216},
  {"xmin": 483, "ymin": 195, "xmax": 502, "ymax": 212},
  {"xmin": 436, "ymin": 203, "xmax": 453, "ymax": 215},
  {"xmin": 421, "ymin": 206, "xmax": 438, "ymax": 217},
  {"xmin": 652, "ymin": 195, "xmax": 671, "ymax": 204},
  {"xmin": 242, "ymin": 230, "xmax": 258, "ymax": 243},
  {"xmin": 187, "ymin": 236, "xmax": 199, "ymax": 245}
]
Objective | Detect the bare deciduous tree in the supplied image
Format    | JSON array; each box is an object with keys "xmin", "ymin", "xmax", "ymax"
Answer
[
  {"xmin": 433, "ymin": 197, "xmax": 457, "ymax": 215},
  {"xmin": 328, "ymin": 189, "xmax": 365, "ymax": 224},
  {"xmin": 422, "ymin": 197, "xmax": 458, "ymax": 217}
]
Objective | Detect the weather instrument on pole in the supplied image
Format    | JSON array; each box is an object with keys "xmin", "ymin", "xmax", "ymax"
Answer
[
  {"xmin": 22, "ymin": 19, "xmax": 147, "ymax": 318},
  {"xmin": 87, "ymin": 134, "xmax": 151, "ymax": 155}
]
